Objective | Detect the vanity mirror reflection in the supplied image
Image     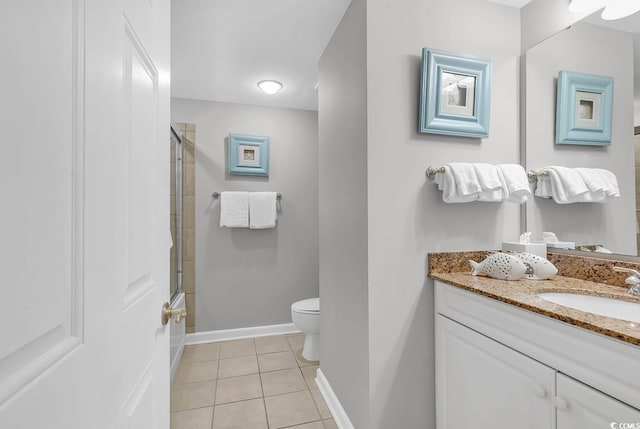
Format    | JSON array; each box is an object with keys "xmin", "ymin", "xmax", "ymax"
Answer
[{"xmin": 522, "ymin": 7, "xmax": 640, "ymax": 257}]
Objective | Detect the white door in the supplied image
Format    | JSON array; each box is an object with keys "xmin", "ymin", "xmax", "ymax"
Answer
[
  {"xmin": 436, "ymin": 316, "xmax": 556, "ymax": 429},
  {"xmin": 0, "ymin": 0, "xmax": 171, "ymax": 428},
  {"xmin": 556, "ymin": 374, "xmax": 640, "ymax": 429}
]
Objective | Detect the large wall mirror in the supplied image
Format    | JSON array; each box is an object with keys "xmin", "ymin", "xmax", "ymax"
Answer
[{"xmin": 523, "ymin": 6, "xmax": 640, "ymax": 258}]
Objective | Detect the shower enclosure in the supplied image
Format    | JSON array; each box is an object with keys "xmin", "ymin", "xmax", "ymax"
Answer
[
  {"xmin": 169, "ymin": 125, "xmax": 185, "ymax": 381},
  {"xmin": 170, "ymin": 125, "xmax": 183, "ymax": 301}
]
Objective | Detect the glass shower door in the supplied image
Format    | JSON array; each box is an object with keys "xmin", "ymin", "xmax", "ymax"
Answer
[{"xmin": 170, "ymin": 125, "xmax": 182, "ymax": 301}]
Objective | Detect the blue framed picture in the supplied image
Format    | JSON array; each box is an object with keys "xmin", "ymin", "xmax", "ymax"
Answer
[
  {"xmin": 555, "ymin": 71, "xmax": 613, "ymax": 146},
  {"xmin": 228, "ymin": 134, "xmax": 270, "ymax": 176},
  {"xmin": 419, "ymin": 48, "xmax": 492, "ymax": 138}
]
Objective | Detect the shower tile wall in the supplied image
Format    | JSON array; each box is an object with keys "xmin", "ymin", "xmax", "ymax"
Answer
[{"xmin": 175, "ymin": 122, "xmax": 196, "ymax": 334}]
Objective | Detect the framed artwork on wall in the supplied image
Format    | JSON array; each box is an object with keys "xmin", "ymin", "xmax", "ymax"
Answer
[
  {"xmin": 228, "ymin": 133, "xmax": 270, "ymax": 176},
  {"xmin": 555, "ymin": 71, "xmax": 614, "ymax": 146},
  {"xmin": 419, "ymin": 48, "xmax": 492, "ymax": 138}
]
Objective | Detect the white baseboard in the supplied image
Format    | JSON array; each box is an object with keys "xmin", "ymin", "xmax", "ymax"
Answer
[
  {"xmin": 315, "ymin": 368, "xmax": 354, "ymax": 429},
  {"xmin": 185, "ymin": 323, "xmax": 301, "ymax": 345}
]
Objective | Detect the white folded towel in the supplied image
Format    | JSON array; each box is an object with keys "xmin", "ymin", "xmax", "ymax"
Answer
[
  {"xmin": 575, "ymin": 168, "xmax": 620, "ymax": 198},
  {"xmin": 436, "ymin": 166, "xmax": 477, "ymax": 203},
  {"xmin": 473, "ymin": 163, "xmax": 502, "ymax": 191},
  {"xmin": 534, "ymin": 166, "xmax": 620, "ymax": 203},
  {"xmin": 447, "ymin": 163, "xmax": 482, "ymax": 196},
  {"xmin": 497, "ymin": 164, "xmax": 531, "ymax": 204},
  {"xmin": 474, "ymin": 164, "xmax": 503, "ymax": 202},
  {"xmin": 220, "ymin": 191, "xmax": 249, "ymax": 228},
  {"xmin": 249, "ymin": 192, "xmax": 278, "ymax": 229}
]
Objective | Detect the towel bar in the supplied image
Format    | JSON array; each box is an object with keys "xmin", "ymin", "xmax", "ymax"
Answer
[
  {"xmin": 426, "ymin": 166, "xmax": 445, "ymax": 181},
  {"xmin": 212, "ymin": 191, "xmax": 282, "ymax": 199},
  {"xmin": 526, "ymin": 170, "xmax": 548, "ymax": 182}
]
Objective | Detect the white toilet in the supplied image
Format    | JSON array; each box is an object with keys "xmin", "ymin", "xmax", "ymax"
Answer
[{"xmin": 291, "ymin": 298, "xmax": 320, "ymax": 361}]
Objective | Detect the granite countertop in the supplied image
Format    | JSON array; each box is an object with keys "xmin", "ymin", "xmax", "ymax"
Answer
[{"xmin": 429, "ymin": 252, "xmax": 640, "ymax": 346}]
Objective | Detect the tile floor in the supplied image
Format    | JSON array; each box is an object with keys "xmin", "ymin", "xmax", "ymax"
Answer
[{"xmin": 171, "ymin": 333, "xmax": 337, "ymax": 429}]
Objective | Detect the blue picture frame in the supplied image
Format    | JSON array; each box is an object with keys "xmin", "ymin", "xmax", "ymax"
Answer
[
  {"xmin": 419, "ymin": 48, "xmax": 492, "ymax": 138},
  {"xmin": 228, "ymin": 134, "xmax": 270, "ymax": 176},
  {"xmin": 555, "ymin": 71, "xmax": 613, "ymax": 146}
]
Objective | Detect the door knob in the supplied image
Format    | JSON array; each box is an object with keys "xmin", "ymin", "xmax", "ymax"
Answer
[{"xmin": 162, "ymin": 302, "xmax": 187, "ymax": 325}]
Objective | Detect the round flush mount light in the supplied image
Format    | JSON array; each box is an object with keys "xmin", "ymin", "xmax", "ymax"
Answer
[
  {"xmin": 257, "ymin": 80, "xmax": 283, "ymax": 95},
  {"xmin": 568, "ymin": 0, "xmax": 608, "ymax": 13},
  {"xmin": 601, "ymin": 0, "xmax": 640, "ymax": 20},
  {"xmin": 569, "ymin": 0, "xmax": 640, "ymax": 19}
]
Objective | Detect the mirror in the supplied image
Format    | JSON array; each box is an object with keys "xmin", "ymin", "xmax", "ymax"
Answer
[{"xmin": 523, "ymin": 9, "xmax": 640, "ymax": 258}]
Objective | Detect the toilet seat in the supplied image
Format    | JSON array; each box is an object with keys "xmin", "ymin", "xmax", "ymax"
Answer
[{"xmin": 291, "ymin": 298, "xmax": 319, "ymax": 314}]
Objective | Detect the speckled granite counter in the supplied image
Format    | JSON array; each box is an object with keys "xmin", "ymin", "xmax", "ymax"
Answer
[{"xmin": 428, "ymin": 251, "xmax": 640, "ymax": 346}]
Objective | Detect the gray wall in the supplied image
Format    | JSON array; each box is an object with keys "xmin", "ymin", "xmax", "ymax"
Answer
[
  {"xmin": 319, "ymin": 0, "xmax": 522, "ymax": 427},
  {"xmin": 317, "ymin": 0, "xmax": 370, "ymax": 427},
  {"xmin": 524, "ymin": 23, "xmax": 636, "ymax": 254},
  {"xmin": 366, "ymin": 0, "xmax": 521, "ymax": 427},
  {"xmin": 171, "ymin": 99, "xmax": 319, "ymax": 331}
]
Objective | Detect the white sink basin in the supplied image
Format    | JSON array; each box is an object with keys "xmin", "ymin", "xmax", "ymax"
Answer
[{"xmin": 537, "ymin": 292, "xmax": 640, "ymax": 323}]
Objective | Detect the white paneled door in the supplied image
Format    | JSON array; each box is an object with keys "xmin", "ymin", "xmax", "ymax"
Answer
[{"xmin": 0, "ymin": 0, "xmax": 170, "ymax": 428}]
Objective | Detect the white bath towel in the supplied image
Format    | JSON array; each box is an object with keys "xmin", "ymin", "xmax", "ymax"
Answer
[
  {"xmin": 499, "ymin": 164, "xmax": 531, "ymax": 196},
  {"xmin": 220, "ymin": 191, "xmax": 249, "ymax": 228},
  {"xmin": 575, "ymin": 168, "xmax": 620, "ymax": 198},
  {"xmin": 497, "ymin": 164, "xmax": 531, "ymax": 204},
  {"xmin": 447, "ymin": 163, "xmax": 482, "ymax": 196},
  {"xmin": 537, "ymin": 166, "xmax": 605, "ymax": 203},
  {"xmin": 437, "ymin": 165, "xmax": 477, "ymax": 203},
  {"xmin": 249, "ymin": 192, "xmax": 278, "ymax": 229},
  {"xmin": 473, "ymin": 163, "xmax": 502, "ymax": 191}
]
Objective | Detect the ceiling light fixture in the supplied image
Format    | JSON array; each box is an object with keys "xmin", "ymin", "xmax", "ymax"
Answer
[
  {"xmin": 257, "ymin": 80, "xmax": 283, "ymax": 95},
  {"xmin": 569, "ymin": 0, "xmax": 640, "ymax": 20},
  {"xmin": 601, "ymin": 0, "xmax": 640, "ymax": 20}
]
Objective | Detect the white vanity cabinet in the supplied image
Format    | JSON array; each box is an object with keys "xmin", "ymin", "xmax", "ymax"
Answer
[
  {"xmin": 437, "ymin": 315, "xmax": 555, "ymax": 428},
  {"xmin": 556, "ymin": 374, "xmax": 640, "ymax": 428},
  {"xmin": 435, "ymin": 280, "xmax": 640, "ymax": 429}
]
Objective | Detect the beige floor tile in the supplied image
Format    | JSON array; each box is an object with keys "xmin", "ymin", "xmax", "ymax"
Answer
[
  {"xmin": 294, "ymin": 349, "xmax": 319, "ymax": 368},
  {"xmin": 218, "ymin": 355, "xmax": 259, "ymax": 379},
  {"xmin": 258, "ymin": 350, "xmax": 298, "ymax": 373},
  {"xmin": 171, "ymin": 380, "xmax": 216, "ymax": 412},
  {"xmin": 255, "ymin": 335, "xmax": 290, "ymax": 354},
  {"xmin": 323, "ymin": 419, "xmax": 338, "ymax": 429},
  {"xmin": 301, "ymin": 365, "xmax": 319, "ymax": 389},
  {"xmin": 212, "ymin": 398, "xmax": 268, "ymax": 429},
  {"xmin": 310, "ymin": 389, "xmax": 332, "ymax": 419},
  {"xmin": 170, "ymin": 407, "xmax": 213, "ymax": 429},
  {"xmin": 174, "ymin": 360, "xmax": 218, "ymax": 384},
  {"xmin": 215, "ymin": 374, "xmax": 263, "ymax": 404},
  {"xmin": 181, "ymin": 343, "xmax": 220, "ymax": 363},
  {"xmin": 288, "ymin": 422, "xmax": 325, "ymax": 429},
  {"xmin": 260, "ymin": 368, "xmax": 308, "ymax": 397},
  {"xmin": 220, "ymin": 338, "xmax": 256, "ymax": 359},
  {"xmin": 265, "ymin": 390, "xmax": 321, "ymax": 428},
  {"xmin": 286, "ymin": 333, "xmax": 305, "ymax": 350}
]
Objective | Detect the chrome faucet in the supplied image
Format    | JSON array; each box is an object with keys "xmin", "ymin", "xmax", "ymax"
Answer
[{"xmin": 613, "ymin": 267, "xmax": 640, "ymax": 297}]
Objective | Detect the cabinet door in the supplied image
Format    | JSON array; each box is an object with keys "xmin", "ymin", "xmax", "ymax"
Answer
[
  {"xmin": 436, "ymin": 315, "xmax": 556, "ymax": 429},
  {"xmin": 557, "ymin": 374, "xmax": 640, "ymax": 429}
]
